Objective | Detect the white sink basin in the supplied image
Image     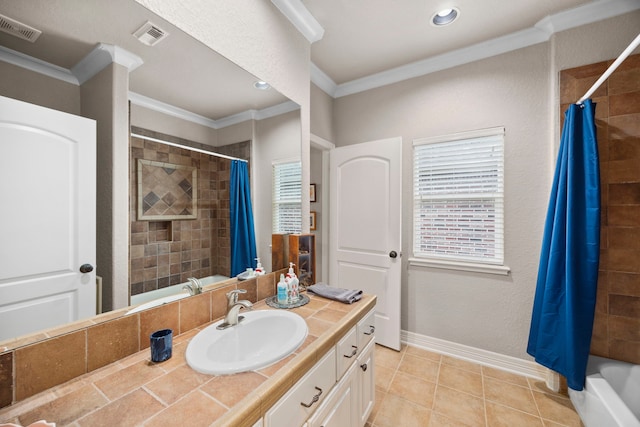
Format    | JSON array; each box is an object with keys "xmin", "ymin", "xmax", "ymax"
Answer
[{"xmin": 186, "ymin": 310, "xmax": 308, "ymax": 375}]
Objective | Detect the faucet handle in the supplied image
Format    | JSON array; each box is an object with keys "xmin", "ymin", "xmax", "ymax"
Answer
[
  {"xmin": 186, "ymin": 277, "xmax": 203, "ymax": 295},
  {"xmin": 226, "ymin": 289, "xmax": 247, "ymax": 305}
]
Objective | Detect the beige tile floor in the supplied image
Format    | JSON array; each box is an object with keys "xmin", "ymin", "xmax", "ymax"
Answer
[{"xmin": 367, "ymin": 344, "xmax": 584, "ymax": 427}]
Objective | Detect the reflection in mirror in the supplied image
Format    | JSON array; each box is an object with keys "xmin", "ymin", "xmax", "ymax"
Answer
[
  {"xmin": 128, "ymin": 131, "xmax": 245, "ymax": 308},
  {"xmin": 0, "ymin": 0, "xmax": 301, "ymax": 349}
]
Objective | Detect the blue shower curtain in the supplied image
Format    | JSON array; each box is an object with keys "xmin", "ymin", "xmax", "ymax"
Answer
[
  {"xmin": 527, "ymin": 99, "xmax": 600, "ymax": 391},
  {"xmin": 230, "ymin": 160, "xmax": 257, "ymax": 277}
]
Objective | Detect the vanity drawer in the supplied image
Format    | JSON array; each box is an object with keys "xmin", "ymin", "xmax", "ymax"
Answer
[
  {"xmin": 265, "ymin": 347, "xmax": 337, "ymax": 427},
  {"xmin": 336, "ymin": 326, "xmax": 358, "ymax": 378},
  {"xmin": 357, "ymin": 308, "xmax": 376, "ymax": 349}
]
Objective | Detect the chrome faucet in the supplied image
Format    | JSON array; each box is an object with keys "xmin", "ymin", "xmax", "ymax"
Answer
[
  {"xmin": 183, "ymin": 277, "xmax": 203, "ymax": 296},
  {"xmin": 217, "ymin": 289, "xmax": 253, "ymax": 330}
]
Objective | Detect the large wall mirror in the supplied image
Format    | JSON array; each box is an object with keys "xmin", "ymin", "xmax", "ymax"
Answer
[{"xmin": 0, "ymin": 0, "xmax": 301, "ymax": 347}]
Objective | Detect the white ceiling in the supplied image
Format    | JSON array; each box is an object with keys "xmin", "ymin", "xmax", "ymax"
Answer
[
  {"xmin": 297, "ymin": 0, "xmax": 640, "ymax": 96},
  {"xmin": 304, "ymin": 0, "xmax": 590, "ymax": 84},
  {"xmin": 1, "ymin": 0, "xmax": 638, "ymax": 118}
]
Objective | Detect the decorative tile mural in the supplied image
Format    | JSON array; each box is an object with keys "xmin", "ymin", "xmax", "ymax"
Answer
[{"xmin": 137, "ymin": 159, "xmax": 197, "ymax": 220}]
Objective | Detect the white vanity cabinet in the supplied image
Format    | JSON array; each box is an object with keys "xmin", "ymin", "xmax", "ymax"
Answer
[
  {"xmin": 308, "ymin": 363, "xmax": 358, "ymax": 427},
  {"xmin": 336, "ymin": 326, "xmax": 358, "ymax": 378},
  {"xmin": 264, "ymin": 348, "xmax": 337, "ymax": 427},
  {"xmin": 357, "ymin": 340, "xmax": 375, "ymax": 425},
  {"xmin": 265, "ymin": 307, "xmax": 376, "ymax": 427},
  {"xmin": 357, "ymin": 308, "xmax": 376, "ymax": 349}
]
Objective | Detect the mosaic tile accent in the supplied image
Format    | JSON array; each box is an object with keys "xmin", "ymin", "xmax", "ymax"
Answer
[{"xmin": 137, "ymin": 159, "xmax": 197, "ymax": 220}]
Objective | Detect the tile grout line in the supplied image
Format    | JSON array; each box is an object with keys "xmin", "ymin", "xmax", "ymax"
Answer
[
  {"xmin": 527, "ymin": 377, "xmax": 546, "ymax": 424},
  {"xmin": 431, "ymin": 353, "xmax": 442, "ymax": 414},
  {"xmin": 480, "ymin": 366, "xmax": 488, "ymax": 427},
  {"xmin": 369, "ymin": 344, "xmax": 406, "ymax": 426},
  {"xmin": 370, "ymin": 347, "xmax": 396, "ymax": 426},
  {"xmin": 374, "ymin": 344, "xmax": 583, "ymax": 427}
]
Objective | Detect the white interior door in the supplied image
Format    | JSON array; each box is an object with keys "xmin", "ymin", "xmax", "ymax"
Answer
[
  {"xmin": 330, "ymin": 137, "xmax": 402, "ymax": 350},
  {"xmin": 0, "ymin": 95, "xmax": 96, "ymax": 341}
]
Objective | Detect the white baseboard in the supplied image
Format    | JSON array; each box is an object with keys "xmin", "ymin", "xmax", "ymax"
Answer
[{"xmin": 401, "ymin": 330, "xmax": 550, "ymax": 382}]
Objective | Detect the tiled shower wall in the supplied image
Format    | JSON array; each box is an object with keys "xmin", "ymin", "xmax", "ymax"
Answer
[
  {"xmin": 560, "ymin": 54, "xmax": 640, "ymax": 364},
  {"xmin": 129, "ymin": 128, "xmax": 250, "ymax": 298}
]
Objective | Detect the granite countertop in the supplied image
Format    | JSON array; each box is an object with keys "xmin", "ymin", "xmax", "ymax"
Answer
[{"xmin": 0, "ymin": 293, "xmax": 376, "ymax": 427}]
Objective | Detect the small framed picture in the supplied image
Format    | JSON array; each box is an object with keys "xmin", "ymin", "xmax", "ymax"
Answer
[
  {"xmin": 310, "ymin": 184, "xmax": 317, "ymax": 202},
  {"xmin": 310, "ymin": 211, "xmax": 317, "ymax": 230}
]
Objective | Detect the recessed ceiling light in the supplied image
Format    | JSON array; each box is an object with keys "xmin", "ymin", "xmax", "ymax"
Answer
[
  {"xmin": 431, "ymin": 7, "xmax": 459, "ymax": 26},
  {"xmin": 254, "ymin": 81, "xmax": 271, "ymax": 90}
]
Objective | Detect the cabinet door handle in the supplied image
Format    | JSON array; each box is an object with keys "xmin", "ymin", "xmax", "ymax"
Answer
[
  {"xmin": 300, "ymin": 386, "xmax": 323, "ymax": 408},
  {"xmin": 361, "ymin": 363, "xmax": 368, "ymax": 372},
  {"xmin": 363, "ymin": 325, "xmax": 375, "ymax": 336},
  {"xmin": 343, "ymin": 345, "xmax": 358, "ymax": 358}
]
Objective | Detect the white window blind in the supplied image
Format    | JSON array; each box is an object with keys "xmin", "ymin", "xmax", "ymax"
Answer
[
  {"xmin": 413, "ymin": 128, "xmax": 504, "ymax": 265},
  {"xmin": 272, "ymin": 160, "xmax": 302, "ymax": 234}
]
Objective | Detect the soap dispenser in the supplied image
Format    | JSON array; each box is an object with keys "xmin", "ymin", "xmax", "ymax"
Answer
[
  {"xmin": 277, "ymin": 274, "xmax": 288, "ymax": 304},
  {"xmin": 254, "ymin": 258, "xmax": 265, "ymax": 275},
  {"xmin": 286, "ymin": 262, "xmax": 300, "ymax": 303}
]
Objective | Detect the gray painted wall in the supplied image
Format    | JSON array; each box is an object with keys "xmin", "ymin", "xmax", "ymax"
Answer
[
  {"xmin": 328, "ymin": 12, "xmax": 640, "ymax": 360},
  {"xmin": 254, "ymin": 110, "xmax": 302, "ymax": 271}
]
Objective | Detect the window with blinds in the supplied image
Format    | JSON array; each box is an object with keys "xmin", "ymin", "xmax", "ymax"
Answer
[
  {"xmin": 272, "ymin": 160, "xmax": 302, "ymax": 234},
  {"xmin": 413, "ymin": 127, "xmax": 504, "ymax": 265}
]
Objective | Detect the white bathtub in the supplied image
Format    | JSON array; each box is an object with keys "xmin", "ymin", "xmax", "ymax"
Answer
[
  {"xmin": 569, "ymin": 355, "xmax": 640, "ymax": 427},
  {"xmin": 127, "ymin": 275, "xmax": 230, "ymax": 315}
]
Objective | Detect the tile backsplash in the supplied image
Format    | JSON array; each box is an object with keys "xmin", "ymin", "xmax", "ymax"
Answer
[
  {"xmin": 560, "ymin": 53, "xmax": 640, "ymax": 364},
  {"xmin": 0, "ymin": 272, "xmax": 280, "ymax": 409}
]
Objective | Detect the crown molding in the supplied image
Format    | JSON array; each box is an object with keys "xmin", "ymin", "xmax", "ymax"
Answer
[
  {"xmin": 271, "ymin": 0, "xmax": 324, "ymax": 43},
  {"xmin": 72, "ymin": 43, "xmax": 143, "ymax": 84},
  {"xmin": 310, "ymin": 62, "xmax": 337, "ymax": 97},
  {"xmin": 254, "ymin": 99, "xmax": 300, "ymax": 120},
  {"xmin": 0, "ymin": 43, "xmax": 143, "ymax": 86},
  {"xmin": 0, "ymin": 45, "xmax": 78, "ymax": 84},
  {"xmin": 332, "ymin": 26, "xmax": 550, "ymax": 98},
  {"xmin": 315, "ymin": 0, "xmax": 640, "ymax": 98},
  {"xmin": 130, "ymin": 91, "xmax": 301, "ymax": 130},
  {"xmin": 0, "ymin": 45, "xmax": 298, "ymax": 130},
  {"xmin": 129, "ymin": 91, "xmax": 219, "ymax": 128},
  {"xmin": 537, "ymin": 0, "xmax": 640, "ymax": 34},
  {"xmin": 215, "ymin": 100, "xmax": 300, "ymax": 128}
]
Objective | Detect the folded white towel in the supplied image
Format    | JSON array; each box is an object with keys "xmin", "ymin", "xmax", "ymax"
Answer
[{"xmin": 307, "ymin": 283, "xmax": 363, "ymax": 304}]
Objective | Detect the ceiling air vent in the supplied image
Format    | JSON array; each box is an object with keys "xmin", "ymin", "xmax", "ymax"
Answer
[
  {"xmin": 0, "ymin": 14, "xmax": 42, "ymax": 43},
  {"xmin": 133, "ymin": 21, "xmax": 169, "ymax": 46}
]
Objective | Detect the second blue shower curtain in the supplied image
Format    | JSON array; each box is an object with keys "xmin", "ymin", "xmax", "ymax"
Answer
[{"xmin": 230, "ymin": 160, "xmax": 257, "ymax": 277}]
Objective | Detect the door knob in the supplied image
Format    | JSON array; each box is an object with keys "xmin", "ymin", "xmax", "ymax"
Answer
[
  {"xmin": 389, "ymin": 251, "xmax": 398, "ymax": 258},
  {"xmin": 80, "ymin": 264, "xmax": 94, "ymax": 273}
]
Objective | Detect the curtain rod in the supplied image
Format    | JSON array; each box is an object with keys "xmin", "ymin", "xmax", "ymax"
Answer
[
  {"xmin": 577, "ymin": 32, "xmax": 640, "ymax": 105},
  {"xmin": 131, "ymin": 133, "xmax": 248, "ymax": 163}
]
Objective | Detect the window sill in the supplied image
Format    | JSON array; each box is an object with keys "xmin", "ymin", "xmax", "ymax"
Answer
[{"xmin": 408, "ymin": 258, "xmax": 511, "ymax": 276}]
